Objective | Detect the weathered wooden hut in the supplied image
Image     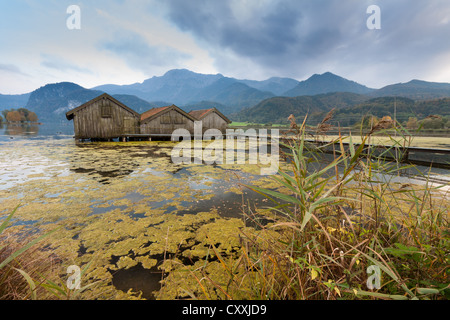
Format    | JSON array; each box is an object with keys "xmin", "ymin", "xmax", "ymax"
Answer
[
  {"xmin": 188, "ymin": 108, "xmax": 231, "ymax": 133},
  {"xmin": 66, "ymin": 93, "xmax": 141, "ymax": 141},
  {"xmin": 140, "ymin": 104, "xmax": 196, "ymax": 136}
]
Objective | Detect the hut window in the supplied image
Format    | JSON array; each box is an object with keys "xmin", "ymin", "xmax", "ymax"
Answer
[
  {"xmin": 161, "ymin": 115, "xmax": 171, "ymax": 124},
  {"xmin": 102, "ymin": 105, "xmax": 112, "ymax": 118},
  {"xmin": 173, "ymin": 114, "xmax": 186, "ymax": 124}
]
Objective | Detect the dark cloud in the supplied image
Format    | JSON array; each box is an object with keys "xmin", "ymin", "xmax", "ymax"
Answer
[
  {"xmin": 162, "ymin": 0, "xmax": 450, "ymax": 86},
  {"xmin": 164, "ymin": 0, "xmax": 304, "ymax": 57}
]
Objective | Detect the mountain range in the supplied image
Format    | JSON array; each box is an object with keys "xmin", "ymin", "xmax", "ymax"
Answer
[
  {"xmin": 21, "ymin": 82, "xmax": 163, "ymax": 121},
  {"xmin": 1, "ymin": 68, "xmax": 449, "ymax": 123},
  {"xmin": 284, "ymin": 72, "xmax": 374, "ymax": 97},
  {"xmin": 234, "ymin": 93, "xmax": 450, "ymax": 126},
  {"xmin": 92, "ymin": 69, "xmax": 277, "ymax": 113}
]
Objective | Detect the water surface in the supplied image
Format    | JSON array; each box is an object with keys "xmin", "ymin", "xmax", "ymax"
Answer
[{"xmin": 1, "ymin": 122, "xmax": 448, "ymax": 299}]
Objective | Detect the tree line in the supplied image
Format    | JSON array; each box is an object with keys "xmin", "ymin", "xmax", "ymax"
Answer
[
  {"xmin": 357, "ymin": 114, "xmax": 449, "ymax": 130},
  {"xmin": 0, "ymin": 108, "xmax": 39, "ymax": 124}
]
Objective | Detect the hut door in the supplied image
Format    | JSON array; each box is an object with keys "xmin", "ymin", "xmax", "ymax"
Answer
[{"xmin": 123, "ymin": 117, "xmax": 134, "ymax": 134}]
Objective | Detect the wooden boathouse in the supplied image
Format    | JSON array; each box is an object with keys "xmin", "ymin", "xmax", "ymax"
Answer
[
  {"xmin": 140, "ymin": 105, "xmax": 196, "ymax": 136},
  {"xmin": 188, "ymin": 108, "xmax": 231, "ymax": 133},
  {"xmin": 66, "ymin": 93, "xmax": 140, "ymax": 141},
  {"xmin": 66, "ymin": 94, "xmax": 231, "ymax": 141}
]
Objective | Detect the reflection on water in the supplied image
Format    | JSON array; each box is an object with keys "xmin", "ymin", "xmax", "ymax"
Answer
[
  {"xmin": 0, "ymin": 141, "xmax": 71, "ymax": 191},
  {"xmin": 3, "ymin": 123, "xmax": 40, "ymax": 136},
  {"xmin": 0, "ymin": 121, "xmax": 74, "ymax": 142},
  {"xmin": 111, "ymin": 264, "xmax": 163, "ymax": 300}
]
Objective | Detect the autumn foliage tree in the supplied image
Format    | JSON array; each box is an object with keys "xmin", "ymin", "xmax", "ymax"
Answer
[
  {"xmin": 27, "ymin": 112, "xmax": 38, "ymax": 122},
  {"xmin": 6, "ymin": 111, "xmax": 22, "ymax": 122},
  {"xmin": 406, "ymin": 117, "xmax": 419, "ymax": 130},
  {"xmin": 2, "ymin": 108, "xmax": 38, "ymax": 123}
]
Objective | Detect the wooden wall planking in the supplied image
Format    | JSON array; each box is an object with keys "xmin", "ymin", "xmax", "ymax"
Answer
[{"xmin": 73, "ymin": 97, "xmax": 139, "ymax": 139}]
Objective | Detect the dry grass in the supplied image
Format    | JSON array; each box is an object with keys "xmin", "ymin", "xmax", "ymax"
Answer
[{"xmin": 0, "ymin": 227, "xmax": 64, "ymax": 300}]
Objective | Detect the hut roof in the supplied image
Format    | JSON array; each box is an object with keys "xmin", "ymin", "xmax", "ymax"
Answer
[
  {"xmin": 140, "ymin": 105, "xmax": 196, "ymax": 123},
  {"xmin": 188, "ymin": 108, "xmax": 232, "ymax": 124},
  {"xmin": 65, "ymin": 93, "xmax": 140, "ymax": 120},
  {"xmin": 140, "ymin": 106, "xmax": 169, "ymax": 121}
]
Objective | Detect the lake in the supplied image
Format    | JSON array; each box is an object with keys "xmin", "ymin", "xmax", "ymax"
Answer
[{"xmin": 0, "ymin": 122, "xmax": 448, "ymax": 299}]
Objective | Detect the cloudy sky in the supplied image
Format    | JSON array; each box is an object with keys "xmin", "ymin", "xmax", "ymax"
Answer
[{"xmin": 1, "ymin": 0, "xmax": 450, "ymax": 94}]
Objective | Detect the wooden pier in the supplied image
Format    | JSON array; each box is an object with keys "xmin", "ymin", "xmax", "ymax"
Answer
[{"xmin": 283, "ymin": 137, "xmax": 450, "ymax": 170}]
